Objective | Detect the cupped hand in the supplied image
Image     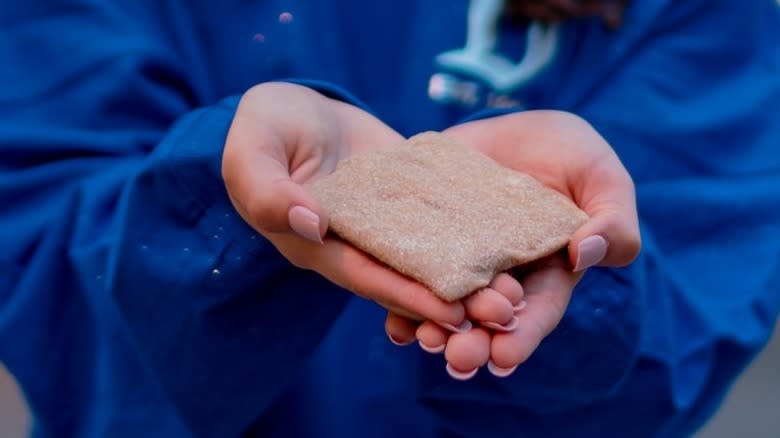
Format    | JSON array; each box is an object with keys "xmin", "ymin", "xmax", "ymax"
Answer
[
  {"xmin": 385, "ymin": 110, "xmax": 641, "ymax": 379},
  {"xmin": 449, "ymin": 110, "xmax": 641, "ymax": 271},
  {"xmin": 222, "ymin": 82, "xmax": 468, "ymax": 327}
]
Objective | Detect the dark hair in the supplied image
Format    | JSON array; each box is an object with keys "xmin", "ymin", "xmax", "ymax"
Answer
[{"xmin": 503, "ymin": 0, "xmax": 629, "ymax": 29}]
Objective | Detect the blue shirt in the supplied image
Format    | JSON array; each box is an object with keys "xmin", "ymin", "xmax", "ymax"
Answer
[{"xmin": 1, "ymin": 1, "xmax": 779, "ymax": 437}]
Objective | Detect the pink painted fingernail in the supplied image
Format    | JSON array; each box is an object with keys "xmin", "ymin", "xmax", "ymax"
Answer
[
  {"xmin": 438, "ymin": 320, "xmax": 472, "ymax": 333},
  {"xmin": 574, "ymin": 235, "xmax": 608, "ymax": 272},
  {"xmin": 487, "ymin": 360, "xmax": 518, "ymax": 378},
  {"xmin": 446, "ymin": 363, "xmax": 479, "ymax": 381},
  {"xmin": 480, "ymin": 316, "xmax": 520, "ymax": 332},
  {"xmin": 288, "ymin": 206, "xmax": 323, "ymax": 244},
  {"xmin": 387, "ymin": 333, "xmax": 414, "ymax": 347},
  {"xmin": 419, "ymin": 342, "xmax": 445, "ymax": 354},
  {"xmin": 513, "ymin": 301, "xmax": 527, "ymax": 313}
]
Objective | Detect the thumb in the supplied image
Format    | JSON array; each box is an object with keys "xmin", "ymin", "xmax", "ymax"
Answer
[
  {"xmin": 223, "ymin": 121, "xmax": 328, "ymax": 244},
  {"xmin": 568, "ymin": 206, "xmax": 641, "ymax": 272},
  {"xmin": 567, "ymin": 166, "xmax": 641, "ymax": 272},
  {"xmin": 287, "ymin": 204, "xmax": 327, "ymax": 244}
]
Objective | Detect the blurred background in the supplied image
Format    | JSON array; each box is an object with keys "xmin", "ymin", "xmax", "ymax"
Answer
[{"xmin": 1, "ymin": 323, "xmax": 778, "ymax": 437}]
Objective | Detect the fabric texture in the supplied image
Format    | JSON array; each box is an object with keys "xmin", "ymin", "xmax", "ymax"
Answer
[{"xmin": 312, "ymin": 131, "xmax": 588, "ymax": 301}]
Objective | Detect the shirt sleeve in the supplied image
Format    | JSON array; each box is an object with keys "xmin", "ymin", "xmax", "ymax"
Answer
[
  {"xmin": 108, "ymin": 90, "xmax": 363, "ymax": 437},
  {"xmin": 0, "ymin": 2, "xmax": 365, "ymax": 436},
  {"xmin": 418, "ymin": 1, "xmax": 780, "ymax": 435}
]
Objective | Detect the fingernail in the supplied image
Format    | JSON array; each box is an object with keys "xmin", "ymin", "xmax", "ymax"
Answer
[
  {"xmin": 288, "ymin": 206, "xmax": 323, "ymax": 244},
  {"xmin": 513, "ymin": 301, "xmax": 527, "ymax": 313},
  {"xmin": 387, "ymin": 333, "xmax": 414, "ymax": 347},
  {"xmin": 487, "ymin": 360, "xmax": 518, "ymax": 378},
  {"xmin": 446, "ymin": 363, "xmax": 478, "ymax": 381},
  {"xmin": 419, "ymin": 342, "xmax": 445, "ymax": 354},
  {"xmin": 438, "ymin": 320, "xmax": 472, "ymax": 333},
  {"xmin": 480, "ymin": 316, "xmax": 520, "ymax": 332},
  {"xmin": 574, "ymin": 235, "xmax": 608, "ymax": 272}
]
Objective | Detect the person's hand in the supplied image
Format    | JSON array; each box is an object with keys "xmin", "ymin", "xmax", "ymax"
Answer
[
  {"xmin": 222, "ymin": 82, "xmax": 472, "ymax": 329},
  {"xmin": 385, "ymin": 272, "xmax": 527, "ymax": 379},
  {"xmin": 385, "ymin": 110, "xmax": 641, "ymax": 379}
]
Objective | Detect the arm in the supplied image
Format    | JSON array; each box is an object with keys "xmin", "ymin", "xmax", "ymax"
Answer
[
  {"xmin": 0, "ymin": 3, "xmax": 359, "ymax": 436},
  {"xmin": 418, "ymin": 1, "xmax": 780, "ymax": 434},
  {"xmin": 108, "ymin": 95, "xmax": 356, "ymax": 436},
  {"xmin": 1, "ymin": 3, "xmax": 468, "ymax": 435}
]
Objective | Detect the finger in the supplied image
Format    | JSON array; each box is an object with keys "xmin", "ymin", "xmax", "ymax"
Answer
[
  {"xmin": 276, "ymin": 235, "xmax": 466, "ymax": 327},
  {"xmin": 330, "ymin": 246, "xmax": 465, "ymax": 328},
  {"xmin": 568, "ymin": 131, "xmax": 641, "ymax": 271},
  {"xmin": 380, "ymin": 300, "xmax": 471, "ymax": 334},
  {"xmin": 385, "ymin": 312, "xmax": 418, "ymax": 346},
  {"xmin": 222, "ymin": 84, "xmax": 333, "ymax": 243},
  {"xmin": 416, "ymin": 320, "xmax": 450, "ymax": 354},
  {"xmin": 488, "ymin": 273, "xmax": 525, "ymax": 307},
  {"xmin": 569, "ymin": 194, "xmax": 641, "ymax": 271},
  {"xmin": 464, "ymin": 288, "xmax": 517, "ymax": 331},
  {"xmin": 489, "ymin": 261, "xmax": 579, "ymax": 374},
  {"xmin": 378, "ymin": 302, "xmax": 425, "ymax": 322},
  {"xmin": 445, "ymin": 111, "xmax": 640, "ymax": 270},
  {"xmin": 224, "ymin": 123, "xmax": 327, "ymax": 243},
  {"xmin": 445, "ymin": 327, "xmax": 491, "ymax": 380}
]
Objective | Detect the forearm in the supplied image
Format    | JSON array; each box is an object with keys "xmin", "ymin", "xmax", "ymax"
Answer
[
  {"xmin": 107, "ymin": 96, "xmax": 355, "ymax": 436},
  {"xmin": 0, "ymin": 24, "xmax": 367, "ymax": 428}
]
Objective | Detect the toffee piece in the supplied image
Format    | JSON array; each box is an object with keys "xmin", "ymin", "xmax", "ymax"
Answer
[{"xmin": 311, "ymin": 132, "xmax": 588, "ymax": 302}]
